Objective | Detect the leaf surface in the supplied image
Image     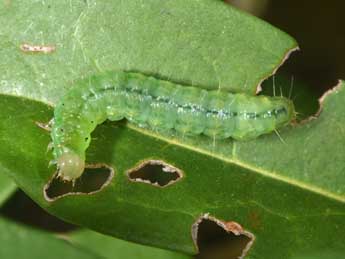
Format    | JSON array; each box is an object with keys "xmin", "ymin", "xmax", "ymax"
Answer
[
  {"xmin": 0, "ymin": 217, "xmax": 101, "ymax": 259},
  {"xmin": 70, "ymin": 229, "xmax": 191, "ymax": 259},
  {"xmin": 0, "ymin": 172, "xmax": 16, "ymax": 206}
]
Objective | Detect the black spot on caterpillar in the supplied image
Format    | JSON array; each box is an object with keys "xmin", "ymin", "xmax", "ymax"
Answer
[{"xmin": 50, "ymin": 71, "xmax": 295, "ymax": 181}]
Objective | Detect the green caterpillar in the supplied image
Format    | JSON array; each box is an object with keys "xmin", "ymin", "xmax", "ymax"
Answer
[{"xmin": 50, "ymin": 71, "xmax": 295, "ymax": 181}]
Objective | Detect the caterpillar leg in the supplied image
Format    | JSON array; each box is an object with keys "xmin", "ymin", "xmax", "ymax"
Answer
[
  {"xmin": 46, "ymin": 142, "xmax": 54, "ymax": 153},
  {"xmin": 36, "ymin": 118, "xmax": 54, "ymax": 131},
  {"xmin": 48, "ymin": 159, "xmax": 57, "ymax": 168}
]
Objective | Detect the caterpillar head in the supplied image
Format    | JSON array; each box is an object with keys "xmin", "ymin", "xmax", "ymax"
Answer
[
  {"xmin": 273, "ymin": 98, "xmax": 296, "ymax": 128},
  {"xmin": 57, "ymin": 152, "xmax": 85, "ymax": 181}
]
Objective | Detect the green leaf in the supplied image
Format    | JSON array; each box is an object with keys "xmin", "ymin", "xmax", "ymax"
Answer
[
  {"xmin": 70, "ymin": 229, "xmax": 191, "ymax": 259},
  {"xmin": 1, "ymin": 84, "xmax": 344, "ymax": 258},
  {"xmin": 0, "ymin": 0, "xmax": 296, "ymax": 103},
  {"xmin": 0, "ymin": 217, "xmax": 101, "ymax": 259},
  {"xmin": 1, "ymin": 1, "xmax": 344, "ymax": 258},
  {"xmin": 0, "ymin": 171, "xmax": 16, "ymax": 206}
]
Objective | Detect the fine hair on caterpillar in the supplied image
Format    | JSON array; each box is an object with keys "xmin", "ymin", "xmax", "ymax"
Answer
[{"xmin": 50, "ymin": 71, "xmax": 295, "ymax": 181}]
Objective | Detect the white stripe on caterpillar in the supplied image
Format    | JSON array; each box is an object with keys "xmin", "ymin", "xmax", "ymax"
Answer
[{"xmin": 50, "ymin": 71, "xmax": 295, "ymax": 182}]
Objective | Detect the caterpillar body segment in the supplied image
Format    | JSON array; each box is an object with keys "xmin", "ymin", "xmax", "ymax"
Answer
[{"xmin": 51, "ymin": 71, "xmax": 295, "ymax": 181}]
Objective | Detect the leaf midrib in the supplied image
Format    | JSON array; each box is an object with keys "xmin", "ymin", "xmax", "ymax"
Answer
[{"xmin": 1, "ymin": 93, "xmax": 343, "ymax": 203}]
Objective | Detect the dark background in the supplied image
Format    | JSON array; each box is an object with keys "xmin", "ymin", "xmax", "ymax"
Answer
[{"xmin": 227, "ymin": 0, "xmax": 345, "ymax": 96}]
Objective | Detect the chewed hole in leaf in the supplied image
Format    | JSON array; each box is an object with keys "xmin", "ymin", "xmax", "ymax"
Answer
[
  {"xmin": 192, "ymin": 214, "xmax": 255, "ymax": 259},
  {"xmin": 127, "ymin": 160, "xmax": 183, "ymax": 187},
  {"xmin": 44, "ymin": 164, "xmax": 114, "ymax": 202}
]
